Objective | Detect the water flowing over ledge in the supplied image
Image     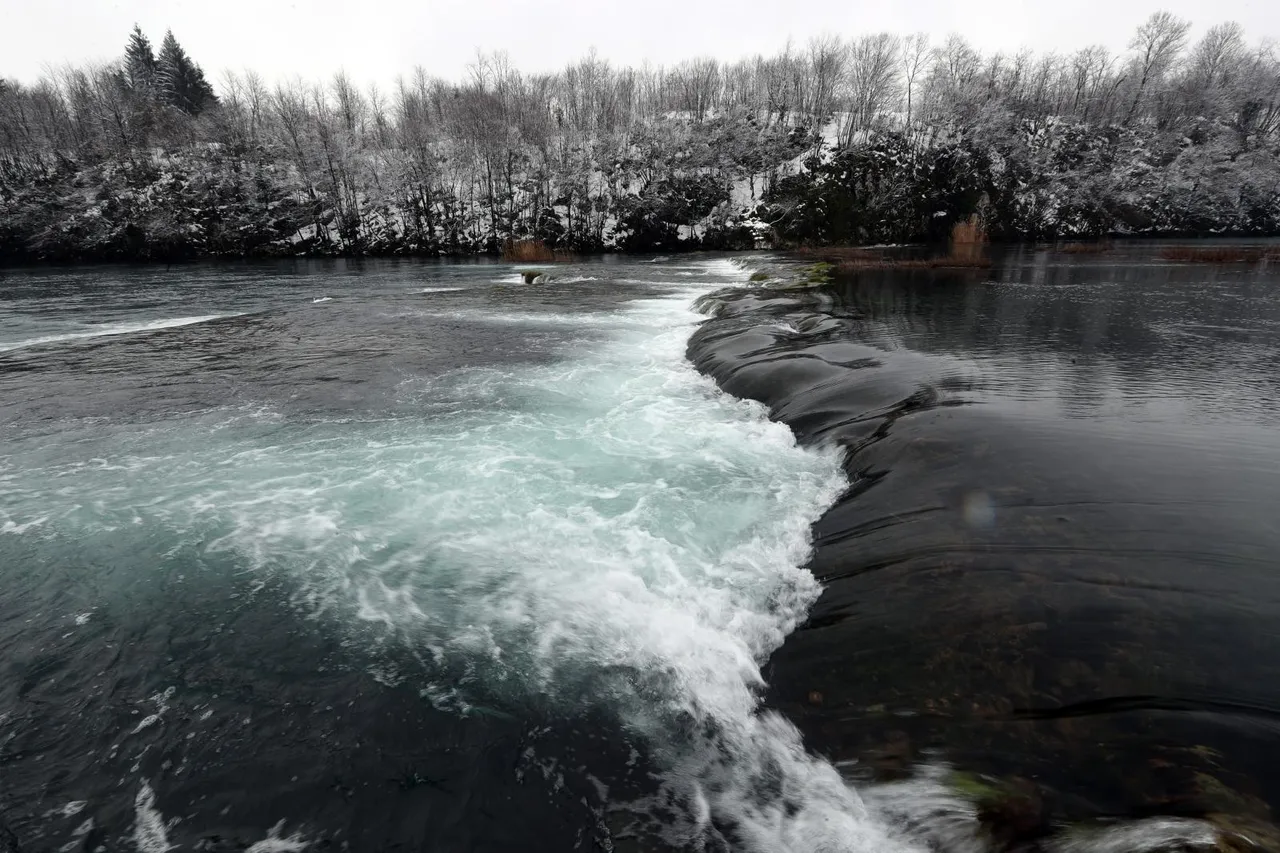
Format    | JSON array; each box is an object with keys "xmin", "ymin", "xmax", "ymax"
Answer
[{"xmin": 684, "ymin": 252, "xmax": 1280, "ymax": 853}]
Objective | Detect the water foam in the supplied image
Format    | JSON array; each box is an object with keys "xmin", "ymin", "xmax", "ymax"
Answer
[
  {"xmin": 0, "ymin": 314, "xmax": 240, "ymax": 353},
  {"xmin": 249, "ymin": 270, "xmax": 916, "ymax": 849},
  {"xmin": 130, "ymin": 781, "xmax": 308, "ymax": 853},
  {"xmin": 132, "ymin": 782, "xmax": 174, "ymax": 853}
]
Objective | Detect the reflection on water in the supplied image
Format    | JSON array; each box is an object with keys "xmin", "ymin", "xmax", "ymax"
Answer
[
  {"xmin": 823, "ymin": 246, "xmax": 1280, "ymax": 425},
  {"xmin": 689, "ymin": 242, "xmax": 1280, "ymax": 844}
]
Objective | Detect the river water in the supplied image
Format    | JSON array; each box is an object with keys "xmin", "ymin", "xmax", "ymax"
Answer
[{"xmin": 1, "ymin": 248, "xmax": 1277, "ymax": 852}]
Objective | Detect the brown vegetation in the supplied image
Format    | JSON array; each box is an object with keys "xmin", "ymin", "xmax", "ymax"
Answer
[
  {"xmin": 1159, "ymin": 246, "xmax": 1280, "ymax": 263},
  {"xmin": 949, "ymin": 214, "xmax": 987, "ymax": 262},
  {"xmin": 501, "ymin": 239, "xmax": 576, "ymax": 263},
  {"xmin": 796, "ymin": 247, "xmax": 884, "ymax": 260},
  {"xmin": 1058, "ymin": 241, "xmax": 1114, "ymax": 254},
  {"xmin": 833, "ymin": 256, "xmax": 992, "ymax": 272},
  {"xmin": 802, "ymin": 215, "xmax": 992, "ymax": 273}
]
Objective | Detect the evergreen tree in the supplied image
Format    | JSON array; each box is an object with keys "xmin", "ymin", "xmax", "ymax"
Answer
[
  {"xmin": 123, "ymin": 25, "xmax": 157, "ymax": 93},
  {"xmin": 157, "ymin": 30, "xmax": 217, "ymax": 115}
]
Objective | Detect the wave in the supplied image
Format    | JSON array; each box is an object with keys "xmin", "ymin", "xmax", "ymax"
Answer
[
  {"xmin": 418, "ymin": 286, "xmax": 465, "ymax": 293},
  {"xmin": 407, "ymin": 307, "xmax": 625, "ymax": 326},
  {"xmin": 495, "ymin": 272, "xmax": 602, "ymax": 284},
  {"xmin": 311, "ymin": 296, "xmax": 333, "ymax": 303},
  {"xmin": 327, "ymin": 282, "xmax": 915, "ymax": 851},
  {"xmin": 0, "ymin": 314, "xmax": 240, "ymax": 353},
  {"xmin": 134, "ymin": 780, "xmax": 307, "ymax": 853}
]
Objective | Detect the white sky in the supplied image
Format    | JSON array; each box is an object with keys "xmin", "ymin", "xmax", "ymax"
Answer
[{"xmin": 4, "ymin": 0, "xmax": 1279, "ymax": 90}]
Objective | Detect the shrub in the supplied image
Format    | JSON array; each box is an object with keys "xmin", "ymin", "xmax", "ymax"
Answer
[{"xmin": 502, "ymin": 239, "xmax": 575, "ymax": 262}]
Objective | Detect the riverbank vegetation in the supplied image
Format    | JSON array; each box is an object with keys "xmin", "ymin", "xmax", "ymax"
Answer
[
  {"xmin": 2, "ymin": 13, "xmax": 1279, "ymax": 263},
  {"xmin": 502, "ymin": 238, "xmax": 575, "ymax": 262},
  {"xmin": 795, "ymin": 216, "xmax": 993, "ymax": 272}
]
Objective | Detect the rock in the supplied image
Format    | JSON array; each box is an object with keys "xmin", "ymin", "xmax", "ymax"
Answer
[
  {"xmin": 0, "ymin": 817, "xmax": 21, "ymax": 853},
  {"xmin": 976, "ymin": 778, "xmax": 1049, "ymax": 851},
  {"xmin": 869, "ymin": 730, "xmax": 915, "ymax": 780}
]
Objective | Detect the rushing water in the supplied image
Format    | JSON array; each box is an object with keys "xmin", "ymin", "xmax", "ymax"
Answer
[
  {"xmin": 2, "ymin": 249, "xmax": 1277, "ymax": 853},
  {"xmin": 0, "ymin": 258, "xmax": 926, "ymax": 853}
]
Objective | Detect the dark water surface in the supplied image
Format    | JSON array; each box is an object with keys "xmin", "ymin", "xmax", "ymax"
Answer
[{"xmin": 688, "ymin": 243, "xmax": 1280, "ymax": 846}]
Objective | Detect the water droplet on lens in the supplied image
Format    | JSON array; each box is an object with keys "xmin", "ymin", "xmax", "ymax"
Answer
[{"xmin": 962, "ymin": 491, "xmax": 995, "ymax": 528}]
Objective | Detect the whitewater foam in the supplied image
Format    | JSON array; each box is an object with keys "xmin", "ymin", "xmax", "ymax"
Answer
[
  {"xmin": 407, "ymin": 307, "xmax": 626, "ymax": 326},
  {"xmin": 132, "ymin": 782, "xmax": 174, "ymax": 853},
  {"xmin": 222, "ymin": 265, "xmax": 915, "ymax": 851},
  {"xmin": 131, "ymin": 781, "xmax": 308, "ymax": 853},
  {"xmin": 0, "ymin": 314, "xmax": 240, "ymax": 353},
  {"xmin": 244, "ymin": 820, "xmax": 309, "ymax": 853}
]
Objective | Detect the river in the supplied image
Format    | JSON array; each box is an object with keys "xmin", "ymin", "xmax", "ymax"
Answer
[{"xmin": 1, "ymin": 248, "xmax": 1278, "ymax": 852}]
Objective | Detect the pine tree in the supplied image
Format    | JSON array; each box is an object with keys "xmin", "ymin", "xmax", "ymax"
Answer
[
  {"xmin": 157, "ymin": 30, "xmax": 217, "ymax": 115},
  {"xmin": 123, "ymin": 25, "xmax": 157, "ymax": 93}
]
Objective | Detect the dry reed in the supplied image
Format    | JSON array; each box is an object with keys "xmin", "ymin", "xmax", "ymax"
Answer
[
  {"xmin": 501, "ymin": 239, "xmax": 576, "ymax": 262},
  {"xmin": 950, "ymin": 214, "xmax": 986, "ymax": 250},
  {"xmin": 803, "ymin": 215, "xmax": 992, "ymax": 272},
  {"xmin": 834, "ymin": 256, "xmax": 992, "ymax": 272},
  {"xmin": 1058, "ymin": 241, "xmax": 1114, "ymax": 254}
]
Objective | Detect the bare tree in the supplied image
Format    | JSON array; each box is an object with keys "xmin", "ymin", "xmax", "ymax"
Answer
[
  {"xmin": 331, "ymin": 70, "xmax": 366, "ymax": 135},
  {"xmin": 901, "ymin": 33, "xmax": 930, "ymax": 130},
  {"xmin": 367, "ymin": 83, "xmax": 390, "ymax": 147},
  {"xmin": 1224, "ymin": 40, "xmax": 1280, "ymax": 147},
  {"xmin": 1124, "ymin": 11, "xmax": 1191, "ymax": 125},
  {"xmin": 1189, "ymin": 22, "xmax": 1246, "ymax": 90},
  {"xmin": 806, "ymin": 35, "xmax": 845, "ymax": 125},
  {"xmin": 842, "ymin": 33, "xmax": 900, "ymax": 145},
  {"xmin": 1066, "ymin": 46, "xmax": 1120, "ymax": 121}
]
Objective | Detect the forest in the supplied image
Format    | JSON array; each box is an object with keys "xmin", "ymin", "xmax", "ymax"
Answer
[{"xmin": 1, "ymin": 14, "xmax": 1279, "ymax": 262}]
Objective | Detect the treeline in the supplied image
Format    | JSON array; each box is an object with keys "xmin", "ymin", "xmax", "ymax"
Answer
[{"xmin": 2, "ymin": 14, "xmax": 1279, "ymax": 263}]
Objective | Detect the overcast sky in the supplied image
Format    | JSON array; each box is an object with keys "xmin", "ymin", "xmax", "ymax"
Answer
[{"xmin": 4, "ymin": 0, "xmax": 1279, "ymax": 90}]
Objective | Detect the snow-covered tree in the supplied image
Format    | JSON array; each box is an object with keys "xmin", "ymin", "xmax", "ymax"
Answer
[
  {"xmin": 3, "ymin": 13, "xmax": 1280, "ymax": 264},
  {"xmin": 123, "ymin": 25, "xmax": 157, "ymax": 94},
  {"xmin": 157, "ymin": 30, "xmax": 217, "ymax": 115}
]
